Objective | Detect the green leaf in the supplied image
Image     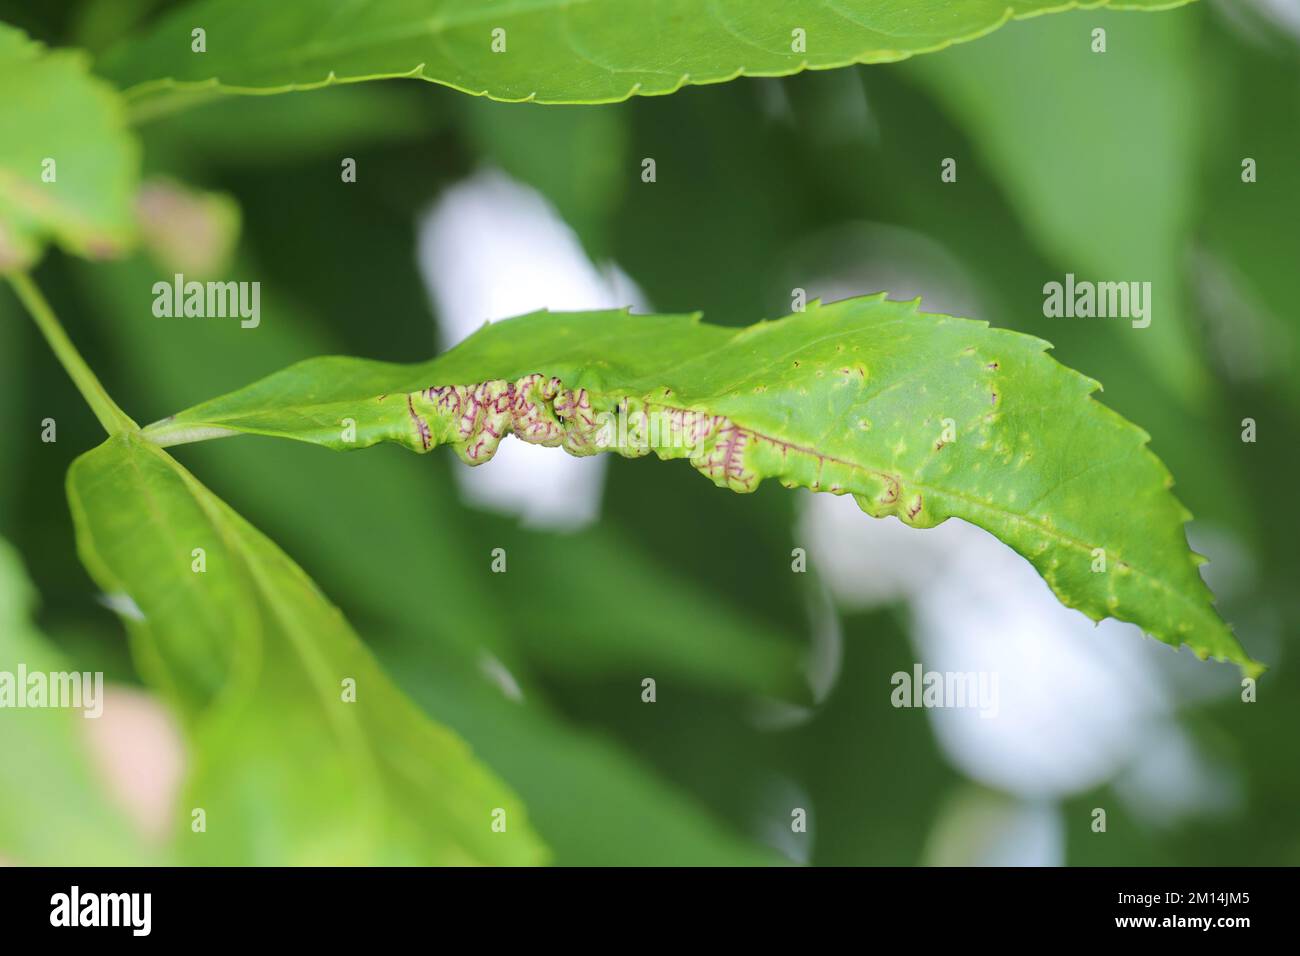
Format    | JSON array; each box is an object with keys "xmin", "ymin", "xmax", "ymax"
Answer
[
  {"xmin": 72, "ymin": 251, "xmax": 800, "ymax": 862},
  {"xmin": 67, "ymin": 431, "xmax": 547, "ymax": 865},
  {"xmin": 77, "ymin": 249, "xmax": 806, "ymax": 696},
  {"xmin": 0, "ymin": 537, "xmax": 155, "ymax": 865},
  {"xmin": 134, "ymin": 83, "xmax": 438, "ymax": 157},
  {"xmin": 0, "ymin": 24, "xmax": 138, "ymax": 272},
  {"xmin": 144, "ymin": 296, "xmax": 1257, "ymax": 674},
  {"xmin": 903, "ymin": 6, "xmax": 1207, "ymax": 405},
  {"xmin": 101, "ymin": 0, "xmax": 1192, "ymax": 105}
]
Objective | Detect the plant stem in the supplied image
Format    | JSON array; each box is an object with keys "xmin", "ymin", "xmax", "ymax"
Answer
[{"xmin": 7, "ymin": 272, "xmax": 137, "ymax": 436}]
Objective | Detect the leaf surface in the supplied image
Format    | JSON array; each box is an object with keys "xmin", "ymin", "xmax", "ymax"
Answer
[
  {"xmin": 67, "ymin": 431, "xmax": 547, "ymax": 865},
  {"xmin": 101, "ymin": 0, "xmax": 1192, "ymax": 105},
  {"xmin": 146, "ymin": 296, "xmax": 1256, "ymax": 673},
  {"xmin": 0, "ymin": 24, "xmax": 138, "ymax": 271}
]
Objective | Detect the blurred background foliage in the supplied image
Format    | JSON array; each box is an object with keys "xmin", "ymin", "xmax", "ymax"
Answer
[{"xmin": 1, "ymin": 0, "xmax": 1297, "ymax": 865}]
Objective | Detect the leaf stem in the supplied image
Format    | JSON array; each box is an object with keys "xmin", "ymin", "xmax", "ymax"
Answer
[
  {"xmin": 7, "ymin": 272, "xmax": 137, "ymax": 436},
  {"xmin": 140, "ymin": 420, "xmax": 239, "ymax": 447}
]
